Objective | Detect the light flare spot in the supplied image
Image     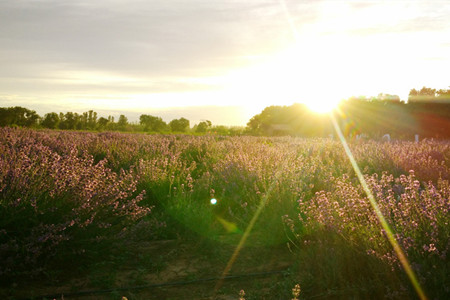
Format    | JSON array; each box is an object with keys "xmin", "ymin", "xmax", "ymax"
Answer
[{"xmin": 210, "ymin": 198, "xmax": 217, "ymax": 205}]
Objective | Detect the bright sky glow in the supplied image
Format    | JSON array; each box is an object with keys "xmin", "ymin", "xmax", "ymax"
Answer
[{"xmin": 1, "ymin": 0, "xmax": 449, "ymax": 125}]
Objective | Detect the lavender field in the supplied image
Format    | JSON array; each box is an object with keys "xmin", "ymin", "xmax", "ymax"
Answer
[{"xmin": 1, "ymin": 127, "xmax": 449, "ymax": 299}]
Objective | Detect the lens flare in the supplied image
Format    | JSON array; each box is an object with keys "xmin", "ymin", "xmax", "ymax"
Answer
[
  {"xmin": 330, "ymin": 113, "xmax": 427, "ymax": 300},
  {"xmin": 210, "ymin": 198, "xmax": 217, "ymax": 205},
  {"xmin": 278, "ymin": 2, "xmax": 427, "ymax": 296},
  {"xmin": 214, "ymin": 168, "xmax": 283, "ymax": 294},
  {"xmin": 216, "ymin": 216, "xmax": 241, "ymax": 234},
  {"xmin": 215, "ymin": 3, "xmax": 429, "ymax": 299}
]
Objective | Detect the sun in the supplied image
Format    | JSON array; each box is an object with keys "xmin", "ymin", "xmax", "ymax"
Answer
[
  {"xmin": 221, "ymin": 31, "xmax": 409, "ymax": 116},
  {"xmin": 220, "ymin": 42, "xmax": 353, "ymax": 112}
]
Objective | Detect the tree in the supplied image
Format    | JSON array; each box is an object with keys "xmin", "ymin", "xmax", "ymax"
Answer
[
  {"xmin": 211, "ymin": 125, "xmax": 229, "ymax": 135},
  {"xmin": 169, "ymin": 117, "xmax": 190, "ymax": 132},
  {"xmin": 41, "ymin": 112, "xmax": 60, "ymax": 129},
  {"xmin": 437, "ymin": 87, "xmax": 450, "ymax": 101},
  {"xmin": 246, "ymin": 113, "xmax": 264, "ymax": 135},
  {"xmin": 195, "ymin": 120, "xmax": 211, "ymax": 133},
  {"xmin": 87, "ymin": 110, "xmax": 97, "ymax": 130},
  {"xmin": 246, "ymin": 103, "xmax": 334, "ymax": 136},
  {"xmin": 408, "ymin": 86, "xmax": 437, "ymax": 102},
  {"xmin": 0, "ymin": 106, "xmax": 39, "ymax": 127},
  {"xmin": 59, "ymin": 112, "xmax": 79, "ymax": 130},
  {"xmin": 377, "ymin": 93, "xmax": 401, "ymax": 103},
  {"xmin": 117, "ymin": 114, "xmax": 128, "ymax": 130},
  {"xmin": 418, "ymin": 87, "xmax": 437, "ymax": 96},
  {"xmin": 23, "ymin": 108, "xmax": 39, "ymax": 127},
  {"xmin": 106, "ymin": 116, "xmax": 116, "ymax": 130},
  {"xmin": 246, "ymin": 105, "xmax": 294, "ymax": 135},
  {"xmin": 97, "ymin": 117, "xmax": 109, "ymax": 130},
  {"xmin": 139, "ymin": 114, "xmax": 167, "ymax": 132}
]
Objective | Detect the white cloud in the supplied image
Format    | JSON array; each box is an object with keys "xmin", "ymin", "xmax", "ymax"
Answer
[{"xmin": 1, "ymin": 0, "xmax": 449, "ymax": 124}]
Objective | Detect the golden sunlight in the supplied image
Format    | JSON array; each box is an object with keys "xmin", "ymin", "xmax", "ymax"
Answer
[
  {"xmin": 223, "ymin": 28, "xmax": 420, "ymax": 113},
  {"xmin": 303, "ymin": 96, "xmax": 342, "ymax": 114}
]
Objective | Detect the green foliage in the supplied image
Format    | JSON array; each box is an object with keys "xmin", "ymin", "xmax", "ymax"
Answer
[
  {"xmin": 246, "ymin": 104, "xmax": 333, "ymax": 137},
  {"xmin": 41, "ymin": 112, "xmax": 60, "ymax": 129},
  {"xmin": 0, "ymin": 106, "xmax": 39, "ymax": 127},
  {"xmin": 169, "ymin": 117, "xmax": 190, "ymax": 132},
  {"xmin": 245, "ymin": 86, "xmax": 450, "ymax": 138},
  {"xmin": 139, "ymin": 114, "xmax": 168, "ymax": 132},
  {"xmin": 97, "ymin": 116, "xmax": 110, "ymax": 130},
  {"xmin": 117, "ymin": 114, "xmax": 128, "ymax": 130},
  {"xmin": 195, "ymin": 120, "xmax": 211, "ymax": 133},
  {"xmin": 409, "ymin": 86, "xmax": 450, "ymax": 102}
]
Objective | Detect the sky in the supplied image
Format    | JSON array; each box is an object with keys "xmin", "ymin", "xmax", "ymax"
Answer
[{"xmin": 1, "ymin": 0, "xmax": 449, "ymax": 126}]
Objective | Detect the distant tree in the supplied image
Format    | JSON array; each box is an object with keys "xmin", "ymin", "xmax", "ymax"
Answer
[
  {"xmin": 418, "ymin": 87, "xmax": 437, "ymax": 96},
  {"xmin": 0, "ymin": 106, "xmax": 39, "ymax": 127},
  {"xmin": 139, "ymin": 114, "xmax": 167, "ymax": 132},
  {"xmin": 211, "ymin": 125, "xmax": 230, "ymax": 135},
  {"xmin": 437, "ymin": 87, "xmax": 450, "ymax": 101},
  {"xmin": 97, "ymin": 117, "xmax": 109, "ymax": 130},
  {"xmin": 169, "ymin": 117, "xmax": 190, "ymax": 132},
  {"xmin": 117, "ymin": 114, "xmax": 128, "ymax": 130},
  {"xmin": 59, "ymin": 112, "xmax": 79, "ymax": 130},
  {"xmin": 377, "ymin": 93, "xmax": 401, "ymax": 103},
  {"xmin": 41, "ymin": 112, "xmax": 60, "ymax": 129},
  {"xmin": 246, "ymin": 103, "xmax": 334, "ymax": 136},
  {"xmin": 195, "ymin": 120, "xmax": 212, "ymax": 133},
  {"xmin": 228, "ymin": 126, "xmax": 245, "ymax": 136},
  {"xmin": 409, "ymin": 88, "xmax": 418, "ymax": 97},
  {"xmin": 246, "ymin": 113, "xmax": 265, "ymax": 135},
  {"xmin": 58, "ymin": 113, "xmax": 66, "ymax": 129},
  {"xmin": 408, "ymin": 86, "xmax": 438, "ymax": 102},
  {"xmin": 87, "ymin": 110, "xmax": 97, "ymax": 130},
  {"xmin": 106, "ymin": 116, "xmax": 116, "ymax": 130},
  {"xmin": 246, "ymin": 105, "xmax": 293, "ymax": 135},
  {"xmin": 80, "ymin": 112, "xmax": 89, "ymax": 129},
  {"xmin": 23, "ymin": 108, "xmax": 39, "ymax": 127},
  {"xmin": 0, "ymin": 108, "xmax": 9, "ymax": 126}
]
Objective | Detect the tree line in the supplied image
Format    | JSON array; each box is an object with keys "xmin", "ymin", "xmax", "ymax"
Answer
[
  {"xmin": 246, "ymin": 86, "xmax": 450, "ymax": 139},
  {"xmin": 0, "ymin": 107, "xmax": 244, "ymax": 135},
  {"xmin": 2, "ymin": 86, "xmax": 449, "ymax": 138}
]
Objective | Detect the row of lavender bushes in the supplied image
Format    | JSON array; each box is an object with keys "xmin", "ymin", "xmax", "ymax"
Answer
[{"xmin": 0, "ymin": 127, "xmax": 449, "ymax": 298}]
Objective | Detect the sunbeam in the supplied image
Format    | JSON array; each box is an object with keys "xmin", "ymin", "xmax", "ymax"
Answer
[
  {"xmin": 214, "ymin": 166, "xmax": 284, "ymax": 293},
  {"xmin": 330, "ymin": 112, "xmax": 428, "ymax": 300}
]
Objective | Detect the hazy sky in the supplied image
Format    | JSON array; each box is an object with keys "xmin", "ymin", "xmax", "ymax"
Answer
[{"xmin": 1, "ymin": 0, "xmax": 449, "ymax": 125}]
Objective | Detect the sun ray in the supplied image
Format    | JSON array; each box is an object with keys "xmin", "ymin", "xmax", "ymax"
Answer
[
  {"xmin": 330, "ymin": 113, "xmax": 428, "ymax": 300},
  {"xmin": 213, "ymin": 164, "xmax": 285, "ymax": 294}
]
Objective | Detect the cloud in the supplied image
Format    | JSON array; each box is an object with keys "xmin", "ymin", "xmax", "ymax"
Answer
[
  {"xmin": 0, "ymin": 0, "xmax": 326, "ymax": 111},
  {"xmin": 1, "ymin": 0, "xmax": 449, "ymax": 120},
  {"xmin": 0, "ymin": 0, "xmax": 320, "ymax": 106},
  {"xmin": 314, "ymin": 1, "xmax": 450, "ymax": 37},
  {"xmin": 0, "ymin": 0, "xmax": 298, "ymax": 78}
]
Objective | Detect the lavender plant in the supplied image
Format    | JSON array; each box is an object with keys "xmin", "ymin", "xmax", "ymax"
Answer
[{"xmin": 1, "ymin": 127, "xmax": 449, "ymax": 298}]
